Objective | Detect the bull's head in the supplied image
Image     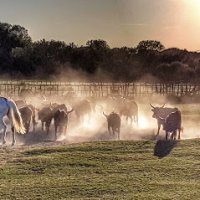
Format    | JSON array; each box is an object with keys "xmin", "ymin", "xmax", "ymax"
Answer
[{"xmin": 150, "ymin": 104, "xmax": 165, "ymax": 119}]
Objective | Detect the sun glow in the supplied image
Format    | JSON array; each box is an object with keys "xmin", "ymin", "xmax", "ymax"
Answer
[
  {"xmin": 82, "ymin": 116, "xmax": 97, "ymax": 130},
  {"xmin": 186, "ymin": 0, "xmax": 200, "ymax": 7},
  {"xmin": 183, "ymin": 0, "xmax": 200, "ymax": 19},
  {"xmin": 166, "ymin": 0, "xmax": 200, "ymax": 50},
  {"xmin": 138, "ymin": 116, "xmax": 150, "ymax": 129}
]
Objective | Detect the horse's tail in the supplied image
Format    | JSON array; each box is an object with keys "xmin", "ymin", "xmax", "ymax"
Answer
[{"xmin": 8, "ymin": 100, "xmax": 26, "ymax": 134}]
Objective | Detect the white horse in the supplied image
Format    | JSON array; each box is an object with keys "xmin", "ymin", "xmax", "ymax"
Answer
[{"xmin": 0, "ymin": 97, "xmax": 26, "ymax": 145}]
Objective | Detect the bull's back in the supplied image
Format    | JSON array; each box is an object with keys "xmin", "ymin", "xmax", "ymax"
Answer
[
  {"xmin": 165, "ymin": 110, "xmax": 182, "ymax": 132},
  {"xmin": 108, "ymin": 113, "xmax": 121, "ymax": 128},
  {"xmin": 19, "ymin": 106, "xmax": 32, "ymax": 119},
  {"xmin": 119, "ymin": 101, "xmax": 138, "ymax": 116},
  {"xmin": 38, "ymin": 107, "xmax": 52, "ymax": 121},
  {"xmin": 159, "ymin": 108, "xmax": 177, "ymax": 118}
]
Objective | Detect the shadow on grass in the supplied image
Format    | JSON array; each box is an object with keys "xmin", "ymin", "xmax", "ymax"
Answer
[{"xmin": 154, "ymin": 140, "xmax": 178, "ymax": 159}]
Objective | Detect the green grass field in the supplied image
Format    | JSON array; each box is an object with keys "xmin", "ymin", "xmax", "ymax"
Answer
[{"xmin": 0, "ymin": 139, "xmax": 200, "ymax": 200}]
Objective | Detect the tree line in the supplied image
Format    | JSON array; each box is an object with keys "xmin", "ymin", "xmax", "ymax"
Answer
[{"xmin": 0, "ymin": 22, "xmax": 200, "ymax": 82}]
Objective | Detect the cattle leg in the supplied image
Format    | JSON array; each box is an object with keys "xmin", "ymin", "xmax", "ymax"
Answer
[
  {"xmin": 130, "ymin": 116, "xmax": 133, "ymax": 125},
  {"xmin": 178, "ymin": 129, "xmax": 181, "ymax": 140},
  {"xmin": 64, "ymin": 126, "xmax": 67, "ymax": 135},
  {"xmin": 170, "ymin": 132, "xmax": 174, "ymax": 140},
  {"xmin": 112, "ymin": 127, "xmax": 115, "ymax": 137},
  {"xmin": 55, "ymin": 125, "xmax": 57, "ymax": 140},
  {"xmin": 118, "ymin": 128, "xmax": 120, "ymax": 140},
  {"xmin": 46, "ymin": 120, "xmax": 51, "ymax": 134},
  {"xmin": 33, "ymin": 123, "xmax": 36, "ymax": 133},
  {"xmin": 32, "ymin": 115, "xmax": 37, "ymax": 132},
  {"xmin": 11, "ymin": 126, "xmax": 16, "ymax": 146},
  {"xmin": 108, "ymin": 126, "xmax": 112, "ymax": 136},
  {"xmin": 0, "ymin": 120, "xmax": 7, "ymax": 144},
  {"xmin": 172, "ymin": 131, "xmax": 177, "ymax": 140},
  {"xmin": 157, "ymin": 123, "xmax": 161, "ymax": 138},
  {"xmin": 41, "ymin": 121, "xmax": 44, "ymax": 131},
  {"xmin": 135, "ymin": 114, "xmax": 138, "ymax": 125},
  {"xmin": 170, "ymin": 132, "xmax": 173, "ymax": 140},
  {"xmin": 26, "ymin": 120, "xmax": 30, "ymax": 134},
  {"xmin": 126, "ymin": 116, "xmax": 129, "ymax": 125},
  {"xmin": 46, "ymin": 124, "xmax": 49, "ymax": 134},
  {"xmin": 33, "ymin": 120, "xmax": 37, "ymax": 133},
  {"xmin": 112, "ymin": 128, "xmax": 116, "ymax": 139}
]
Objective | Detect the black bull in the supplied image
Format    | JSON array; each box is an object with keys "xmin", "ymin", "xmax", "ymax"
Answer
[
  {"xmin": 162, "ymin": 110, "xmax": 182, "ymax": 140},
  {"xmin": 103, "ymin": 112, "xmax": 121, "ymax": 140},
  {"xmin": 151, "ymin": 105, "xmax": 182, "ymax": 140},
  {"xmin": 54, "ymin": 109, "xmax": 73, "ymax": 140}
]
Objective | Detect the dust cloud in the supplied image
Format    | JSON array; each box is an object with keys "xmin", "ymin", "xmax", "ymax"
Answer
[{"xmin": 1, "ymin": 77, "xmax": 200, "ymax": 146}]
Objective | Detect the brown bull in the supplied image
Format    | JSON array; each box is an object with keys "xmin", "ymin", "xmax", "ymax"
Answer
[
  {"xmin": 19, "ymin": 106, "xmax": 33, "ymax": 134},
  {"xmin": 119, "ymin": 99, "xmax": 138, "ymax": 125},
  {"xmin": 73, "ymin": 99, "xmax": 92, "ymax": 124},
  {"xmin": 151, "ymin": 104, "xmax": 182, "ymax": 140},
  {"xmin": 38, "ymin": 106, "xmax": 53, "ymax": 134},
  {"xmin": 38, "ymin": 103, "xmax": 71, "ymax": 135}
]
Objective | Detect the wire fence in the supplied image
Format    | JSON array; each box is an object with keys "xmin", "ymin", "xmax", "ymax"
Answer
[{"xmin": 0, "ymin": 80, "xmax": 199, "ymax": 98}]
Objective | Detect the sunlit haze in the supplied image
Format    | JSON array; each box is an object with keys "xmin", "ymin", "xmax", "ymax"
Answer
[{"xmin": 0, "ymin": 0, "xmax": 200, "ymax": 50}]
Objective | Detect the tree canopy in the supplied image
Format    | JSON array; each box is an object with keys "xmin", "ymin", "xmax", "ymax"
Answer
[{"xmin": 0, "ymin": 21, "xmax": 200, "ymax": 82}]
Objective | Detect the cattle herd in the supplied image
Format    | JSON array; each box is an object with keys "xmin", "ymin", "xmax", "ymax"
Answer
[{"xmin": 0, "ymin": 95, "xmax": 183, "ymax": 145}]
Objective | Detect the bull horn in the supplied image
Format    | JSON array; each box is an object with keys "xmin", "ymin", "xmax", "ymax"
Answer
[
  {"xmin": 103, "ymin": 112, "xmax": 108, "ymax": 118},
  {"xmin": 67, "ymin": 108, "xmax": 74, "ymax": 114},
  {"xmin": 150, "ymin": 103, "xmax": 155, "ymax": 109}
]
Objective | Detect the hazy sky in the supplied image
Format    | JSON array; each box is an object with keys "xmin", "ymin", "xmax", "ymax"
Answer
[{"xmin": 0, "ymin": 0, "xmax": 200, "ymax": 50}]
